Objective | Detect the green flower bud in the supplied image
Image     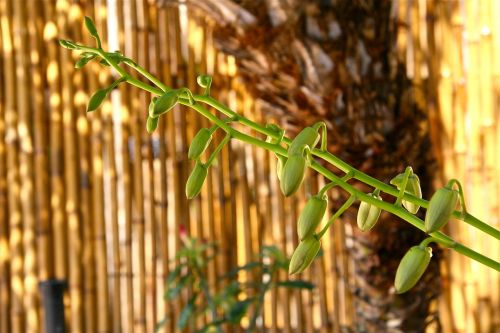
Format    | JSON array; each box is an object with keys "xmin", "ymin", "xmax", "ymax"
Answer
[
  {"xmin": 153, "ymin": 90, "xmax": 179, "ymax": 117},
  {"xmin": 298, "ymin": 194, "xmax": 328, "ymax": 240},
  {"xmin": 390, "ymin": 173, "xmax": 422, "ymax": 214},
  {"xmin": 146, "ymin": 116, "xmax": 159, "ymax": 133},
  {"xmin": 394, "ymin": 245, "xmax": 432, "ymax": 293},
  {"xmin": 185, "ymin": 161, "xmax": 208, "ymax": 199},
  {"xmin": 289, "ymin": 236, "xmax": 321, "ymax": 275},
  {"xmin": 424, "ymin": 186, "xmax": 459, "ymax": 233},
  {"xmin": 288, "ymin": 127, "xmax": 320, "ymax": 155},
  {"xmin": 280, "ymin": 155, "xmax": 307, "ymax": 197},
  {"xmin": 356, "ymin": 193, "xmax": 382, "ymax": 231},
  {"xmin": 188, "ymin": 128, "xmax": 213, "ymax": 160}
]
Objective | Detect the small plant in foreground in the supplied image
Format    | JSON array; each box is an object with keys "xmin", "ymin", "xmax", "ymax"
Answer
[
  {"xmin": 60, "ymin": 17, "xmax": 500, "ymax": 294},
  {"xmin": 158, "ymin": 237, "xmax": 314, "ymax": 332}
]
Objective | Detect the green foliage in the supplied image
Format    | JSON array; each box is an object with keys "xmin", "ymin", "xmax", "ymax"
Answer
[
  {"xmin": 86, "ymin": 89, "xmax": 107, "ymax": 112},
  {"xmin": 84, "ymin": 16, "xmax": 101, "ymax": 47},
  {"xmin": 158, "ymin": 239, "xmax": 314, "ymax": 332}
]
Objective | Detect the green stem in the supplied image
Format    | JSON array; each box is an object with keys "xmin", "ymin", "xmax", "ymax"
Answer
[
  {"xmin": 448, "ymin": 178, "xmax": 468, "ymax": 216},
  {"xmin": 122, "ymin": 58, "xmax": 171, "ymax": 92},
  {"xmin": 316, "ymin": 195, "xmax": 356, "ymax": 239},
  {"xmin": 206, "ymin": 134, "xmax": 231, "ymax": 166}
]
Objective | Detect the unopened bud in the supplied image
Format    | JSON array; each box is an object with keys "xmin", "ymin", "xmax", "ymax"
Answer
[
  {"xmin": 298, "ymin": 194, "xmax": 328, "ymax": 240},
  {"xmin": 390, "ymin": 173, "xmax": 422, "ymax": 214},
  {"xmin": 280, "ymin": 155, "xmax": 307, "ymax": 197},
  {"xmin": 152, "ymin": 90, "xmax": 179, "ymax": 117},
  {"xmin": 289, "ymin": 236, "xmax": 321, "ymax": 275},
  {"xmin": 185, "ymin": 161, "xmax": 208, "ymax": 199},
  {"xmin": 424, "ymin": 186, "xmax": 459, "ymax": 233},
  {"xmin": 146, "ymin": 116, "xmax": 159, "ymax": 133},
  {"xmin": 394, "ymin": 245, "xmax": 432, "ymax": 293},
  {"xmin": 288, "ymin": 127, "xmax": 320, "ymax": 155},
  {"xmin": 188, "ymin": 128, "xmax": 212, "ymax": 160},
  {"xmin": 356, "ymin": 193, "xmax": 382, "ymax": 231}
]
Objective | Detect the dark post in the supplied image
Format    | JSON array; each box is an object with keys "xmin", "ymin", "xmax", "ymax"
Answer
[{"xmin": 39, "ymin": 279, "xmax": 67, "ymax": 333}]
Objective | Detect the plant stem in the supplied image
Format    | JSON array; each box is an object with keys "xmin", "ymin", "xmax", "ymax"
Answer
[{"xmin": 317, "ymin": 195, "xmax": 356, "ymax": 239}]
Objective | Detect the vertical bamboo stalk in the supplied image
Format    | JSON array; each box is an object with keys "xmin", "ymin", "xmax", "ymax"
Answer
[
  {"xmin": 43, "ymin": 0, "xmax": 67, "ymax": 286},
  {"xmin": 13, "ymin": 0, "xmax": 39, "ymax": 329},
  {"xmin": 115, "ymin": 1, "xmax": 134, "ymax": 331},
  {"xmin": 1, "ymin": 0, "xmax": 24, "ymax": 331},
  {"xmin": 68, "ymin": 5, "xmax": 97, "ymax": 331},
  {"xmin": 126, "ymin": 0, "xmax": 146, "ymax": 331},
  {"xmin": 90, "ymin": 1, "xmax": 123, "ymax": 331},
  {"xmin": 170, "ymin": 7, "xmax": 189, "ymax": 331},
  {"xmin": 141, "ymin": 3, "xmax": 159, "ymax": 331},
  {"xmin": 27, "ymin": 0, "xmax": 53, "ymax": 284},
  {"xmin": 57, "ymin": 2, "xmax": 84, "ymax": 332},
  {"xmin": 84, "ymin": 1, "xmax": 111, "ymax": 331},
  {"xmin": 477, "ymin": 6, "xmax": 496, "ymax": 332},
  {"xmin": 0, "ymin": 6, "xmax": 11, "ymax": 333},
  {"xmin": 198, "ymin": 15, "xmax": 220, "ymax": 330},
  {"xmin": 157, "ymin": 4, "xmax": 173, "ymax": 332},
  {"xmin": 490, "ymin": 0, "xmax": 500, "ymax": 329}
]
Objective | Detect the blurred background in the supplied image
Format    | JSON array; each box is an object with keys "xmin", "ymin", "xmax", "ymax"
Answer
[{"xmin": 0, "ymin": 0, "xmax": 499, "ymax": 332}]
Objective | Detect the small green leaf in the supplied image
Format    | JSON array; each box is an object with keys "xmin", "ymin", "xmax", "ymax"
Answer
[
  {"xmin": 146, "ymin": 116, "xmax": 159, "ymax": 133},
  {"xmin": 75, "ymin": 56, "xmax": 94, "ymax": 69},
  {"xmin": 58, "ymin": 39, "xmax": 79, "ymax": 50},
  {"xmin": 276, "ymin": 280, "xmax": 315, "ymax": 290},
  {"xmin": 84, "ymin": 16, "xmax": 101, "ymax": 47},
  {"xmin": 81, "ymin": 52, "xmax": 95, "ymax": 58},
  {"xmin": 177, "ymin": 294, "xmax": 197, "ymax": 329},
  {"xmin": 99, "ymin": 58, "xmax": 110, "ymax": 67},
  {"xmin": 227, "ymin": 300, "xmax": 252, "ymax": 324},
  {"xmin": 165, "ymin": 274, "xmax": 190, "ymax": 300},
  {"xmin": 166, "ymin": 265, "xmax": 181, "ymax": 284},
  {"xmin": 87, "ymin": 89, "xmax": 108, "ymax": 112}
]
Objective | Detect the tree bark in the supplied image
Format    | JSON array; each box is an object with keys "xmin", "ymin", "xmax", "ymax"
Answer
[{"xmin": 182, "ymin": 0, "xmax": 442, "ymax": 331}]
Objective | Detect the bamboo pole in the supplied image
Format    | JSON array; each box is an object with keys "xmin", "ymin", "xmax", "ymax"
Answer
[
  {"xmin": 68, "ymin": 4, "xmax": 97, "ymax": 331},
  {"xmin": 12, "ymin": 0, "xmax": 40, "ymax": 331},
  {"xmin": 144, "ymin": 3, "xmax": 163, "ymax": 331},
  {"xmin": 91, "ymin": 1, "xmax": 123, "ymax": 331},
  {"xmin": 27, "ymin": 0, "xmax": 53, "ymax": 288},
  {"xmin": 57, "ymin": 2, "xmax": 84, "ymax": 332},
  {"xmin": 490, "ymin": 0, "xmax": 500, "ymax": 329},
  {"xmin": 156, "ymin": 4, "xmax": 173, "ymax": 332},
  {"xmin": 197, "ymin": 15, "xmax": 220, "ymax": 330},
  {"xmin": 83, "ymin": 1, "xmax": 111, "ymax": 331},
  {"xmin": 170, "ymin": 6, "xmax": 190, "ymax": 332},
  {"xmin": 43, "ymin": 0, "xmax": 68, "ymax": 287},
  {"xmin": 126, "ymin": 0, "xmax": 146, "ymax": 331},
  {"xmin": 1, "ymin": 0, "xmax": 24, "ymax": 331},
  {"xmin": 114, "ymin": 1, "xmax": 134, "ymax": 331},
  {"xmin": 0, "ymin": 6, "xmax": 11, "ymax": 333}
]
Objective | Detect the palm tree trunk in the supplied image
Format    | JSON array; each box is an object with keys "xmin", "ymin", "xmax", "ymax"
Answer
[{"xmin": 184, "ymin": 0, "xmax": 441, "ymax": 331}]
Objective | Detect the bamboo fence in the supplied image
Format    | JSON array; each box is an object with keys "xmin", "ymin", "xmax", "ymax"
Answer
[{"xmin": 0, "ymin": 0, "xmax": 497, "ymax": 332}]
